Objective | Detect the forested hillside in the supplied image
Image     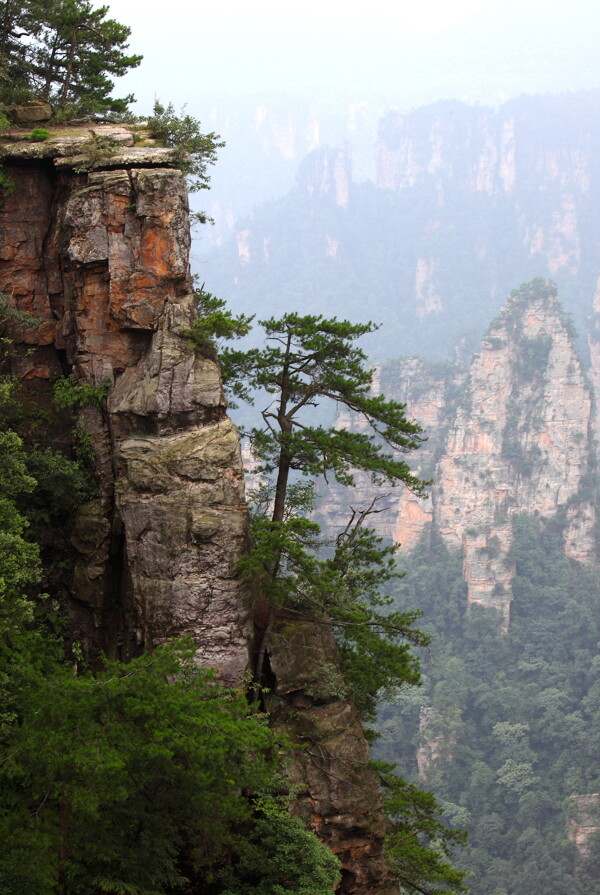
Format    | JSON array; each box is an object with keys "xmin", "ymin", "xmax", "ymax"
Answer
[{"xmin": 377, "ymin": 516, "xmax": 600, "ymax": 895}]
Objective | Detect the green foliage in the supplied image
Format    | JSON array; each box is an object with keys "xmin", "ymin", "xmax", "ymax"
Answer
[
  {"xmin": 0, "ymin": 429, "xmax": 40, "ymax": 637},
  {"xmin": 147, "ymin": 100, "xmax": 224, "ymax": 193},
  {"xmin": 223, "ymin": 309, "xmax": 465, "ymax": 890},
  {"xmin": 379, "ymin": 516, "xmax": 600, "ymax": 895},
  {"xmin": 0, "ymin": 381, "xmax": 41, "ymax": 639},
  {"xmin": 25, "ymin": 446, "xmax": 97, "ymax": 516},
  {"xmin": 244, "ymin": 493, "xmax": 427, "ymax": 716},
  {"xmin": 217, "ymin": 811, "xmax": 340, "ymax": 895},
  {"xmin": 0, "ymin": 356, "xmax": 338, "ymax": 895},
  {"xmin": 0, "ymin": 293, "xmax": 37, "ymax": 329},
  {"xmin": 0, "ymin": 639, "xmax": 303, "ymax": 895},
  {"xmin": 222, "ymin": 312, "xmax": 427, "ymax": 495},
  {"xmin": 0, "ymin": 0, "xmax": 142, "ymax": 115},
  {"xmin": 182, "ymin": 287, "xmax": 254, "ymax": 359},
  {"xmin": 230, "ymin": 312, "xmax": 428, "ymax": 711},
  {"xmin": 53, "ymin": 375, "xmax": 111, "ymax": 411},
  {"xmin": 0, "ymin": 166, "xmax": 14, "ymax": 198},
  {"xmin": 28, "ymin": 127, "xmax": 50, "ymax": 141},
  {"xmin": 379, "ymin": 763, "xmax": 468, "ymax": 895},
  {"xmin": 324, "ymin": 512, "xmax": 429, "ymax": 719}
]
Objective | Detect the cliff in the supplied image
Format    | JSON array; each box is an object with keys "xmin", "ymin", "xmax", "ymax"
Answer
[
  {"xmin": 320, "ymin": 280, "xmax": 597, "ymax": 622},
  {"xmin": 1, "ymin": 126, "xmax": 252, "ymax": 680},
  {"xmin": 376, "ymin": 96, "xmax": 598, "ymax": 277},
  {"xmin": 1, "ymin": 126, "xmax": 397, "ymax": 893},
  {"xmin": 433, "ymin": 281, "xmax": 595, "ymax": 617}
]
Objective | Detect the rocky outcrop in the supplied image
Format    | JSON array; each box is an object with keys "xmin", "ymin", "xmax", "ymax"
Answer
[
  {"xmin": 587, "ymin": 275, "xmax": 600, "ymax": 437},
  {"xmin": 320, "ymin": 281, "xmax": 596, "ymax": 621},
  {"xmin": 416, "ymin": 707, "xmax": 457, "ymax": 782},
  {"xmin": 268, "ymin": 615, "xmax": 399, "ymax": 895},
  {"xmin": 434, "ymin": 281, "xmax": 595, "ymax": 616},
  {"xmin": 1, "ymin": 129, "xmax": 399, "ymax": 894},
  {"xmin": 568, "ymin": 794, "xmax": 600, "ymax": 858},
  {"xmin": 1, "ymin": 130, "xmax": 251, "ymax": 681},
  {"xmin": 296, "ymin": 143, "xmax": 352, "ymax": 208}
]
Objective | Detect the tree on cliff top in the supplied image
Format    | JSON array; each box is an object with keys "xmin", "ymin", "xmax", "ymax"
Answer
[{"xmin": 0, "ymin": 0, "xmax": 142, "ymax": 115}]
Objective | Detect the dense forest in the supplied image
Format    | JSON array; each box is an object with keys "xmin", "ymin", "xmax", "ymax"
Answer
[{"xmin": 376, "ymin": 516, "xmax": 600, "ymax": 895}]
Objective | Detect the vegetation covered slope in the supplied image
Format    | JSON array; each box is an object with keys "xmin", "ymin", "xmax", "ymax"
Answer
[{"xmin": 376, "ymin": 480, "xmax": 600, "ymax": 895}]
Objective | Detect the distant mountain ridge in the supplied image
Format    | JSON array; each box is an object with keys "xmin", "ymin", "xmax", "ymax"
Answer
[{"xmin": 202, "ymin": 90, "xmax": 600, "ymax": 361}]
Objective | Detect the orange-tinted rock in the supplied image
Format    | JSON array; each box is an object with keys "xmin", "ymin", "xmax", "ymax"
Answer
[
  {"xmin": 0, "ymin": 142, "xmax": 250, "ymax": 682},
  {"xmin": 568, "ymin": 794, "xmax": 600, "ymax": 858},
  {"xmin": 2, "ymin": 134, "xmax": 397, "ymax": 895}
]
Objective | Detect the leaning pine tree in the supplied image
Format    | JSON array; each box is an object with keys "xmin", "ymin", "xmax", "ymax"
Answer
[{"xmin": 219, "ymin": 312, "xmax": 428, "ymax": 703}]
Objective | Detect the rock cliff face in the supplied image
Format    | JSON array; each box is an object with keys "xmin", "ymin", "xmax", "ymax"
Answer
[
  {"xmin": 376, "ymin": 96, "xmax": 598, "ymax": 280},
  {"xmin": 296, "ymin": 144, "xmax": 352, "ymax": 208},
  {"xmin": 320, "ymin": 281, "xmax": 597, "ymax": 621},
  {"xmin": 568, "ymin": 794, "xmax": 600, "ymax": 858},
  {"xmin": 1, "ymin": 127, "xmax": 397, "ymax": 894},
  {"xmin": 416, "ymin": 707, "xmax": 457, "ymax": 782},
  {"xmin": 1, "ymin": 129, "xmax": 252, "ymax": 681},
  {"xmin": 268, "ymin": 615, "xmax": 399, "ymax": 895}
]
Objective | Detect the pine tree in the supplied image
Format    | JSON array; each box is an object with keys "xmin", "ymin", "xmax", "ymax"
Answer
[
  {"xmin": 0, "ymin": 0, "xmax": 142, "ymax": 114},
  {"xmin": 221, "ymin": 312, "xmax": 429, "ymax": 699}
]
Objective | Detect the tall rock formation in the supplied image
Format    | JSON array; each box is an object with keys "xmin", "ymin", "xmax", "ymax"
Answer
[
  {"xmin": 1, "ymin": 127, "xmax": 252, "ymax": 681},
  {"xmin": 1, "ymin": 125, "xmax": 399, "ymax": 894},
  {"xmin": 320, "ymin": 280, "xmax": 597, "ymax": 621},
  {"xmin": 433, "ymin": 280, "xmax": 595, "ymax": 617}
]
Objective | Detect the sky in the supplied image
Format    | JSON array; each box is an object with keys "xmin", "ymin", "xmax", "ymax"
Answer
[{"xmin": 107, "ymin": 0, "xmax": 600, "ymax": 113}]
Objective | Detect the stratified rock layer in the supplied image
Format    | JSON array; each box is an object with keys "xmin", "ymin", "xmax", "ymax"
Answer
[{"xmin": 0, "ymin": 135, "xmax": 251, "ymax": 681}]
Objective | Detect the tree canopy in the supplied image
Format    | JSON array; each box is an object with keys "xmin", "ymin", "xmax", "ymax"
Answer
[
  {"xmin": 0, "ymin": 0, "xmax": 142, "ymax": 115},
  {"xmin": 222, "ymin": 312, "xmax": 427, "ymax": 521}
]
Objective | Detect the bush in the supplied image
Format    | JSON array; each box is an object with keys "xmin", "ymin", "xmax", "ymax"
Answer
[
  {"xmin": 28, "ymin": 128, "xmax": 50, "ymax": 142},
  {"xmin": 147, "ymin": 100, "xmax": 224, "ymax": 193}
]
